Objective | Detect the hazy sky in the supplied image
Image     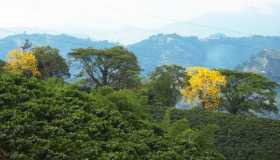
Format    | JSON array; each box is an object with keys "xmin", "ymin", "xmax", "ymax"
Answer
[
  {"xmin": 0, "ymin": 0, "xmax": 278, "ymax": 29},
  {"xmin": 0, "ymin": 0, "xmax": 279, "ymax": 43}
]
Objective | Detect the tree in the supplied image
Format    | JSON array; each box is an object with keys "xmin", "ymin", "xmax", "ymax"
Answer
[
  {"xmin": 20, "ymin": 39, "xmax": 32, "ymax": 51},
  {"xmin": 160, "ymin": 108, "xmax": 224, "ymax": 160},
  {"xmin": 32, "ymin": 46, "xmax": 70, "ymax": 79},
  {"xmin": 181, "ymin": 67, "xmax": 226, "ymax": 112},
  {"xmin": 0, "ymin": 59, "xmax": 5, "ymax": 70},
  {"xmin": 69, "ymin": 46, "xmax": 141, "ymax": 89},
  {"xmin": 147, "ymin": 64, "xmax": 185, "ymax": 106},
  {"xmin": 5, "ymin": 49, "xmax": 40, "ymax": 77},
  {"xmin": 219, "ymin": 69, "xmax": 279, "ymax": 114}
]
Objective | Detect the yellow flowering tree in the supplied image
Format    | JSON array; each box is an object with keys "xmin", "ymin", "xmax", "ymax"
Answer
[
  {"xmin": 5, "ymin": 49, "xmax": 40, "ymax": 77},
  {"xmin": 181, "ymin": 67, "xmax": 226, "ymax": 111}
]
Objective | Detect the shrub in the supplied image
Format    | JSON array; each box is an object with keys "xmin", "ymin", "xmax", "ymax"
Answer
[
  {"xmin": 0, "ymin": 73, "xmax": 223, "ymax": 160},
  {"xmin": 169, "ymin": 109, "xmax": 280, "ymax": 160}
]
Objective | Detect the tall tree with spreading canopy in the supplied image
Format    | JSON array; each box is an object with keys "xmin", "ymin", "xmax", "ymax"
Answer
[
  {"xmin": 32, "ymin": 46, "xmax": 69, "ymax": 79},
  {"xmin": 5, "ymin": 49, "xmax": 40, "ymax": 77},
  {"xmin": 148, "ymin": 64, "xmax": 185, "ymax": 106},
  {"xmin": 69, "ymin": 46, "xmax": 140, "ymax": 89},
  {"xmin": 219, "ymin": 69, "xmax": 279, "ymax": 114},
  {"xmin": 181, "ymin": 67, "xmax": 226, "ymax": 111}
]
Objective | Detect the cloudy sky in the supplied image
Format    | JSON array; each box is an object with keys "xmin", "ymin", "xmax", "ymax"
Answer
[{"xmin": 0, "ymin": 0, "xmax": 279, "ymax": 43}]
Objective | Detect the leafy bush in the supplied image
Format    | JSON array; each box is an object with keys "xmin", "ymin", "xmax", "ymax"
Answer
[
  {"xmin": 169, "ymin": 109, "xmax": 280, "ymax": 160},
  {"xmin": 0, "ymin": 73, "xmax": 223, "ymax": 160}
]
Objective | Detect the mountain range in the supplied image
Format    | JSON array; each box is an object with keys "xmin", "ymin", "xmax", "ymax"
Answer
[
  {"xmin": 129, "ymin": 33, "xmax": 280, "ymax": 74},
  {"xmin": 0, "ymin": 33, "xmax": 114, "ymax": 59},
  {"xmin": 1, "ymin": 33, "xmax": 280, "ymax": 75},
  {"xmin": 238, "ymin": 49, "xmax": 280, "ymax": 83}
]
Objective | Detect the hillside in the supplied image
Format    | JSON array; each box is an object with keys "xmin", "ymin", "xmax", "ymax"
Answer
[
  {"xmin": 128, "ymin": 34, "xmax": 206, "ymax": 74},
  {"xmin": 129, "ymin": 34, "xmax": 280, "ymax": 74},
  {"xmin": 237, "ymin": 49, "xmax": 280, "ymax": 83},
  {"xmin": 0, "ymin": 33, "xmax": 114, "ymax": 59}
]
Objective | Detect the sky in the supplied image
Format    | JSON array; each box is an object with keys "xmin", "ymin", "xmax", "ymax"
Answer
[{"xmin": 0, "ymin": 0, "xmax": 279, "ymax": 43}]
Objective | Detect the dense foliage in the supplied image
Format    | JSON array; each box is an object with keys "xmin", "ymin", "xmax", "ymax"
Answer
[
  {"xmin": 32, "ymin": 46, "xmax": 70, "ymax": 79},
  {"xmin": 219, "ymin": 69, "xmax": 279, "ymax": 114},
  {"xmin": 147, "ymin": 64, "xmax": 185, "ymax": 107},
  {"xmin": 168, "ymin": 109, "xmax": 280, "ymax": 160},
  {"xmin": 0, "ymin": 72, "xmax": 223, "ymax": 160},
  {"xmin": 69, "ymin": 46, "xmax": 141, "ymax": 89},
  {"xmin": 1, "ymin": 44, "xmax": 280, "ymax": 160}
]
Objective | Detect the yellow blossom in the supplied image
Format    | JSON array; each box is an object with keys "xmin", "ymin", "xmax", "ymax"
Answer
[
  {"xmin": 5, "ymin": 49, "xmax": 40, "ymax": 77},
  {"xmin": 181, "ymin": 67, "xmax": 226, "ymax": 111}
]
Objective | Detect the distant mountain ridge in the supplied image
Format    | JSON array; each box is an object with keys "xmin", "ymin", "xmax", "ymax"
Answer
[
  {"xmin": 128, "ymin": 34, "xmax": 280, "ymax": 74},
  {"xmin": 1, "ymin": 33, "xmax": 280, "ymax": 75},
  {"xmin": 128, "ymin": 34, "xmax": 205, "ymax": 74},
  {"xmin": 0, "ymin": 33, "xmax": 115, "ymax": 59}
]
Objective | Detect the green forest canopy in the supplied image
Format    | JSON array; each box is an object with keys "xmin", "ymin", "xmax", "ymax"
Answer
[{"xmin": 1, "ymin": 45, "xmax": 280, "ymax": 160}]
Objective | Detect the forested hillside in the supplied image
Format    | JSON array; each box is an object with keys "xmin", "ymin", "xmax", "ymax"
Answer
[
  {"xmin": 1, "ymin": 43, "xmax": 280, "ymax": 160},
  {"xmin": 1, "ymin": 0, "xmax": 280, "ymax": 159}
]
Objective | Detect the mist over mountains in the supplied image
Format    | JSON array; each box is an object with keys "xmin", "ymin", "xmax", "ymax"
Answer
[
  {"xmin": 1, "ymin": 33, "xmax": 280, "ymax": 76},
  {"xmin": 1, "ymin": 4, "xmax": 279, "ymax": 44},
  {"xmin": 238, "ymin": 49, "xmax": 280, "ymax": 83},
  {"xmin": 160, "ymin": 4, "xmax": 280, "ymax": 37}
]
